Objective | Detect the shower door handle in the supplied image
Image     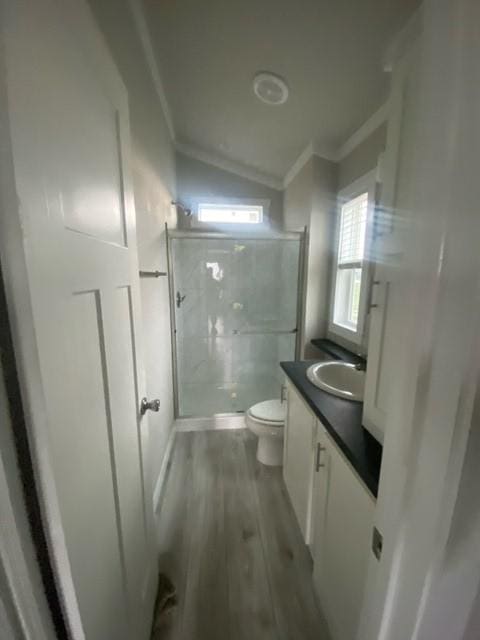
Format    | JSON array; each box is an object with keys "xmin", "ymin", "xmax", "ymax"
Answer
[{"xmin": 176, "ymin": 291, "xmax": 186, "ymax": 308}]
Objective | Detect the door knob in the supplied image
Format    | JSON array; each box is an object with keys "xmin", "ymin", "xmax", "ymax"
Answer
[{"xmin": 140, "ymin": 397, "xmax": 160, "ymax": 415}]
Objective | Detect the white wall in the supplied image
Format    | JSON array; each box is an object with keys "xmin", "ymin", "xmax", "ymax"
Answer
[
  {"xmin": 87, "ymin": 0, "xmax": 177, "ymax": 498},
  {"xmin": 284, "ymin": 155, "xmax": 337, "ymax": 357},
  {"xmin": 338, "ymin": 123, "xmax": 386, "ymax": 191},
  {"xmin": 307, "ymin": 156, "xmax": 338, "ymax": 355},
  {"xmin": 327, "ymin": 124, "xmax": 387, "ymax": 354}
]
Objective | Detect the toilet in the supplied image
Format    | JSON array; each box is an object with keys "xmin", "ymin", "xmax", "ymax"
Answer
[{"xmin": 246, "ymin": 399, "xmax": 286, "ymax": 466}]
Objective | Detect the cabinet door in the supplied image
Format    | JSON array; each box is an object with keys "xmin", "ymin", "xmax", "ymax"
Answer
[
  {"xmin": 313, "ymin": 435, "xmax": 375, "ymax": 640},
  {"xmin": 283, "ymin": 381, "xmax": 316, "ymax": 544},
  {"xmin": 363, "ymin": 44, "xmax": 420, "ymax": 443}
]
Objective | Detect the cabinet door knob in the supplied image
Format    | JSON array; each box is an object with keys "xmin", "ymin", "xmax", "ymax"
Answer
[
  {"xmin": 140, "ymin": 397, "xmax": 160, "ymax": 415},
  {"xmin": 316, "ymin": 443, "xmax": 326, "ymax": 471}
]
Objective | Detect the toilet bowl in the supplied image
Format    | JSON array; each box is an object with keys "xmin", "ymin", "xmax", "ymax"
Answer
[{"xmin": 246, "ymin": 399, "xmax": 286, "ymax": 466}]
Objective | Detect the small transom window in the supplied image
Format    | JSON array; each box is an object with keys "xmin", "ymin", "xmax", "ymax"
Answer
[{"xmin": 198, "ymin": 203, "xmax": 263, "ymax": 224}]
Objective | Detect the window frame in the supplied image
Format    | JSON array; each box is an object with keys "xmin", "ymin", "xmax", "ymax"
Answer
[
  {"xmin": 191, "ymin": 197, "xmax": 271, "ymax": 230},
  {"xmin": 328, "ymin": 170, "xmax": 377, "ymax": 347}
]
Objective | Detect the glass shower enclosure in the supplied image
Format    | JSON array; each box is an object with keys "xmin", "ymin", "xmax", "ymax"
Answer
[{"xmin": 168, "ymin": 231, "xmax": 303, "ymax": 418}]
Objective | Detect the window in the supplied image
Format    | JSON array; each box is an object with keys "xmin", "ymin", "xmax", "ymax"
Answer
[
  {"xmin": 198, "ymin": 202, "xmax": 263, "ymax": 225},
  {"xmin": 330, "ymin": 173, "xmax": 375, "ymax": 345}
]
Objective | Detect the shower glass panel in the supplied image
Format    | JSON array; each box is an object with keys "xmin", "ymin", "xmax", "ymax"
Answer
[{"xmin": 171, "ymin": 235, "xmax": 301, "ymax": 417}]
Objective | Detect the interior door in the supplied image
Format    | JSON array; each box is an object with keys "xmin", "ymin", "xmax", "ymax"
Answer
[{"xmin": 2, "ymin": 1, "xmax": 156, "ymax": 638}]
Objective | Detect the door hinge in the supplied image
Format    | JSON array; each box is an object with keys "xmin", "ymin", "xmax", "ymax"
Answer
[{"xmin": 176, "ymin": 291, "xmax": 186, "ymax": 308}]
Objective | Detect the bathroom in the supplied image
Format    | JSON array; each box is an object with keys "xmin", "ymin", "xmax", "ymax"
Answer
[
  {"xmin": 1, "ymin": 2, "xmax": 479, "ymax": 640},
  {"xmin": 159, "ymin": 43, "xmax": 387, "ymax": 637}
]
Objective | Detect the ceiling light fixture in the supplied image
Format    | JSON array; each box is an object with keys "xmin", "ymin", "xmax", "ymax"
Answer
[{"xmin": 253, "ymin": 71, "xmax": 289, "ymax": 106}]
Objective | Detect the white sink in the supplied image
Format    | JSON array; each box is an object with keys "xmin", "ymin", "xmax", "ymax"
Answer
[{"xmin": 306, "ymin": 361, "xmax": 365, "ymax": 402}]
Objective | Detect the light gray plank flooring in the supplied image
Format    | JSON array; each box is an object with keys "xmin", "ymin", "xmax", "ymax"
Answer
[{"xmin": 155, "ymin": 429, "xmax": 330, "ymax": 640}]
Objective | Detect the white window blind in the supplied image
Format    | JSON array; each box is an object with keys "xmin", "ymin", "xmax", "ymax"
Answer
[{"xmin": 337, "ymin": 192, "xmax": 368, "ymax": 267}]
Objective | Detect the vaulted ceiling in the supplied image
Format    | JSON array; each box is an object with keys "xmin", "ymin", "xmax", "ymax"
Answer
[{"xmin": 143, "ymin": 0, "xmax": 420, "ymax": 180}]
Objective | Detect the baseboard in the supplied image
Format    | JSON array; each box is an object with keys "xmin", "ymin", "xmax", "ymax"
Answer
[
  {"xmin": 152, "ymin": 424, "xmax": 176, "ymax": 513},
  {"xmin": 175, "ymin": 414, "xmax": 246, "ymax": 432}
]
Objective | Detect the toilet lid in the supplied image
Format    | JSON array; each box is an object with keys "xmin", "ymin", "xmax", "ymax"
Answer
[{"xmin": 249, "ymin": 399, "xmax": 286, "ymax": 423}]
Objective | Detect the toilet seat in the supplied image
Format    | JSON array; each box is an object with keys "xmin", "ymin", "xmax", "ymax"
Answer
[{"xmin": 249, "ymin": 399, "xmax": 285, "ymax": 424}]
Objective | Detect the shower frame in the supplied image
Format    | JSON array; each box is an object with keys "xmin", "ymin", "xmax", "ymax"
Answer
[{"xmin": 166, "ymin": 227, "xmax": 306, "ymax": 420}]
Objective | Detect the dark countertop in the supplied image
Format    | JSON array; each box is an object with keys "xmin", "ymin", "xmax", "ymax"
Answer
[
  {"xmin": 280, "ymin": 360, "xmax": 382, "ymax": 498},
  {"xmin": 310, "ymin": 338, "xmax": 367, "ymax": 367}
]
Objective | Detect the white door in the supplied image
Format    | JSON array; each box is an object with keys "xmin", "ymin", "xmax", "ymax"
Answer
[
  {"xmin": 362, "ymin": 44, "xmax": 420, "ymax": 444},
  {"xmin": 283, "ymin": 381, "xmax": 316, "ymax": 543},
  {"xmin": 2, "ymin": 1, "xmax": 157, "ymax": 638}
]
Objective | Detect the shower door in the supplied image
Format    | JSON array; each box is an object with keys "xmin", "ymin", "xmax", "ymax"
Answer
[{"xmin": 170, "ymin": 233, "xmax": 302, "ymax": 417}]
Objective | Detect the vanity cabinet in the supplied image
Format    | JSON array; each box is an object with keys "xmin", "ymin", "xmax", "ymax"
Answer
[
  {"xmin": 312, "ymin": 425, "xmax": 375, "ymax": 640},
  {"xmin": 283, "ymin": 379, "xmax": 375, "ymax": 640},
  {"xmin": 283, "ymin": 381, "xmax": 316, "ymax": 544}
]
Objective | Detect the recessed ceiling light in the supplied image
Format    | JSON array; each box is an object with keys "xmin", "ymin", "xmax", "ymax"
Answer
[{"xmin": 253, "ymin": 72, "xmax": 289, "ymax": 106}]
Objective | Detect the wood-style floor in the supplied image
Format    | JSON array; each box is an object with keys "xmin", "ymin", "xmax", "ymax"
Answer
[{"xmin": 155, "ymin": 429, "xmax": 330, "ymax": 640}]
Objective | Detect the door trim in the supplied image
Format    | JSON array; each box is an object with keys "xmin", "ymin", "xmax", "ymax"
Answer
[
  {"xmin": 0, "ymin": 263, "xmax": 61, "ymax": 640},
  {"xmin": 152, "ymin": 423, "xmax": 176, "ymax": 513},
  {"xmin": 165, "ymin": 224, "xmax": 180, "ymax": 418}
]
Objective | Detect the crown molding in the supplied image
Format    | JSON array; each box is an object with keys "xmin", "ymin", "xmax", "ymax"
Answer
[
  {"xmin": 312, "ymin": 141, "xmax": 338, "ymax": 163},
  {"xmin": 176, "ymin": 141, "xmax": 283, "ymax": 191},
  {"xmin": 127, "ymin": 0, "xmax": 175, "ymax": 141},
  {"xmin": 282, "ymin": 143, "xmax": 315, "ymax": 188},
  {"xmin": 282, "ymin": 102, "xmax": 389, "ymax": 188},
  {"xmin": 336, "ymin": 102, "xmax": 389, "ymax": 161},
  {"xmin": 383, "ymin": 4, "xmax": 423, "ymax": 73},
  {"xmin": 283, "ymin": 142, "xmax": 337, "ymax": 188}
]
